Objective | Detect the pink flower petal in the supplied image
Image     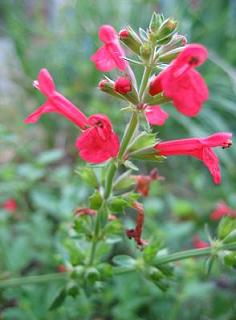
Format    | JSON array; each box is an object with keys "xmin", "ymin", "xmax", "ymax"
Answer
[{"xmin": 145, "ymin": 105, "xmax": 169, "ymax": 126}]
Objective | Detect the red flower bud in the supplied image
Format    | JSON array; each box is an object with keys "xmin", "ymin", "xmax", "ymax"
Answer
[
  {"xmin": 114, "ymin": 77, "xmax": 132, "ymax": 95},
  {"xmin": 119, "ymin": 29, "xmax": 129, "ymax": 39}
]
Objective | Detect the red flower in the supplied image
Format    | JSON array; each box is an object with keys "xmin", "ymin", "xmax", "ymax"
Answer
[
  {"xmin": 155, "ymin": 132, "xmax": 232, "ymax": 184},
  {"xmin": 149, "ymin": 44, "xmax": 208, "ymax": 117},
  {"xmin": 126, "ymin": 202, "xmax": 148, "ymax": 247},
  {"xmin": 145, "ymin": 105, "xmax": 169, "ymax": 126},
  {"xmin": 114, "ymin": 77, "xmax": 132, "ymax": 94},
  {"xmin": 25, "ymin": 69, "xmax": 119, "ymax": 164},
  {"xmin": 210, "ymin": 201, "xmax": 236, "ymax": 220},
  {"xmin": 192, "ymin": 235, "xmax": 209, "ymax": 249},
  {"xmin": 3, "ymin": 198, "xmax": 17, "ymax": 213},
  {"xmin": 91, "ymin": 25, "xmax": 127, "ymax": 72}
]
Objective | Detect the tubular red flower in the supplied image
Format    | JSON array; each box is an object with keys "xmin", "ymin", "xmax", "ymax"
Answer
[
  {"xmin": 25, "ymin": 69, "xmax": 120, "ymax": 164},
  {"xmin": 25, "ymin": 69, "xmax": 88, "ymax": 129},
  {"xmin": 91, "ymin": 25, "xmax": 127, "ymax": 72},
  {"xmin": 155, "ymin": 132, "xmax": 232, "ymax": 184},
  {"xmin": 149, "ymin": 44, "xmax": 208, "ymax": 117},
  {"xmin": 114, "ymin": 77, "xmax": 132, "ymax": 94},
  {"xmin": 145, "ymin": 105, "xmax": 169, "ymax": 126}
]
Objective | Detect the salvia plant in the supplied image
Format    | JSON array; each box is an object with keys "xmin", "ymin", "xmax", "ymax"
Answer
[{"xmin": 2, "ymin": 12, "xmax": 236, "ymax": 309}]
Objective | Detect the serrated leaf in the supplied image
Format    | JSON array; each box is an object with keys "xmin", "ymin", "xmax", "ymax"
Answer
[
  {"xmin": 75, "ymin": 166, "xmax": 98, "ymax": 188},
  {"xmin": 128, "ymin": 132, "xmax": 157, "ymax": 153},
  {"xmin": 49, "ymin": 288, "xmax": 66, "ymax": 310},
  {"xmin": 89, "ymin": 191, "xmax": 103, "ymax": 210}
]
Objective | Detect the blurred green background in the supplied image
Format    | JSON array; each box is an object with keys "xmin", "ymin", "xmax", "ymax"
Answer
[{"xmin": 0, "ymin": 0, "xmax": 236, "ymax": 319}]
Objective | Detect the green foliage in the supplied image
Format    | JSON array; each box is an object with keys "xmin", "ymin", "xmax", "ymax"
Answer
[{"xmin": 0, "ymin": 0, "xmax": 236, "ymax": 319}]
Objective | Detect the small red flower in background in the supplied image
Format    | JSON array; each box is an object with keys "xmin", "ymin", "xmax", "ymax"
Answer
[
  {"xmin": 192, "ymin": 235, "xmax": 209, "ymax": 249},
  {"xmin": 210, "ymin": 201, "xmax": 236, "ymax": 220},
  {"xmin": 145, "ymin": 105, "xmax": 169, "ymax": 126},
  {"xmin": 57, "ymin": 264, "xmax": 67, "ymax": 273},
  {"xmin": 149, "ymin": 44, "xmax": 208, "ymax": 117},
  {"xmin": 91, "ymin": 25, "xmax": 127, "ymax": 72},
  {"xmin": 3, "ymin": 199, "xmax": 17, "ymax": 213},
  {"xmin": 155, "ymin": 132, "xmax": 232, "ymax": 184},
  {"xmin": 24, "ymin": 69, "xmax": 120, "ymax": 164},
  {"xmin": 134, "ymin": 169, "xmax": 164, "ymax": 197}
]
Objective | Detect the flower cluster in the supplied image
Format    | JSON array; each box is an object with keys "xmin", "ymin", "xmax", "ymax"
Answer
[{"xmin": 24, "ymin": 13, "xmax": 232, "ymax": 248}]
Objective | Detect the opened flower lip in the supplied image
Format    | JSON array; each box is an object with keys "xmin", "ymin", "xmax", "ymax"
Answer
[
  {"xmin": 149, "ymin": 44, "xmax": 209, "ymax": 117},
  {"xmin": 155, "ymin": 132, "xmax": 232, "ymax": 184},
  {"xmin": 91, "ymin": 25, "xmax": 127, "ymax": 72},
  {"xmin": 25, "ymin": 68, "xmax": 120, "ymax": 164},
  {"xmin": 145, "ymin": 105, "xmax": 169, "ymax": 126}
]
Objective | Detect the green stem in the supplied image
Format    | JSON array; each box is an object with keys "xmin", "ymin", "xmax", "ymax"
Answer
[
  {"xmin": 0, "ymin": 273, "xmax": 67, "ymax": 289},
  {"xmin": 118, "ymin": 112, "xmax": 139, "ymax": 160},
  {"xmin": 139, "ymin": 66, "xmax": 152, "ymax": 100},
  {"xmin": 155, "ymin": 242, "xmax": 236, "ymax": 265},
  {"xmin": 88, "ymin": 205, "xmax": 102, "ymax": 265},
  {"xmin": 104, "ymin": 161, "xmax": 117, "ymax": 199},
  {"xmin": 2, "ymin": 242, "xmax": 236, "ymax": 289}
]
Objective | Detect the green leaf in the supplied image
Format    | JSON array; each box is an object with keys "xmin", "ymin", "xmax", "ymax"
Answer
[
  {"xmin": 124, "ymin": 160, "xmax": 139, "ymax": 171},
  {"xmin": 128, "ymin": 132, "xmax": 156, "ymax": 153},
  {"xmin": 76, "ymin": 166, "xmax": 98, "ymax": 188},
  {"xmin": 89, "ymin": 191, "xmax": 103, "ymax": 210},
  {"xmin": 205, "ymin": 256, "xmax": 215, "ymax": 275},
  {"xmin": 49, "ymin": 288, "xmax": 67, "ymax": 310},
  {"xmin": 113, "ymin": 170, "xmax": 135, "ymax": 191},
  {"xmin": 109, "ymin": 197, "xmax": 129, "ymax": 212},
  {"xmin": 139, "ymin": 27, "xmax": 148, "ymax": 41},
  {"xmin": 217, "ymin": 216, "xmax": 236, "ymax": 240},
  {"xmin": 113, "ymin": 255, "xmax": 136, "ymax": 268}
]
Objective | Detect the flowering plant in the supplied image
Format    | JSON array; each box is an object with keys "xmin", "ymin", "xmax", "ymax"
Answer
[{"xmin": 2, "ymin": 13, "xmax": 235, "ymax": 309}]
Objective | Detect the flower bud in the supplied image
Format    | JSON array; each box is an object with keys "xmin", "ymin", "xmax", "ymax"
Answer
[
  {"xmin": 157, "ymin": 18, "xmax": 178, "ymax": 41},
  {"xmin": 149, "ymin": 12, "xmax": 164, "ymax": 34},
  {"xmin": 114, "ymin": 77, "xmax": 139, "ymax": 104},
  {"xmin": 158, "ymin": 34, "xmax": 187, "ymax": 56},
  {"xmin": 140, "ymin": 43, "xmax": 152, "ymax": 60},
  {"xmin": 114, "ymin": 77, "xmax": 132, "ymax": 94},
  {"xmin": 119, "ymin": 26, "xmax": 143, "ymax": 55},
  {"xmin": 158, "ymin": 47, "xmax": 185, "ymax": 63},
  {"xmin": 98, "ymin": 79, "xmax": 127, "ymax": 101}
]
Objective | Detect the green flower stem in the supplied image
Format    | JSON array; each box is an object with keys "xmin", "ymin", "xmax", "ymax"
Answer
[
  {"xmin": 139, "ymin": 66, "xmax": 152, "ymax": 100},
  {"xmin": 155, "ymin": 242, "xmax": 236, "ymax": 265},
  {"xmin": 118, "ymin": 112, "xmax": 139, "ymax": 160},
  {"xmin": 88, "ymin": 205, "xmax": 102, "ymax": 265},
  {"xmin": 1, "ymin": 242, "xmax": 236, "ymax": 288},
  {"xmin": 0, "ymin": 273, "xmax": 67, "ymax": 289},
  {"xmin": 104, "ymin": 161, "xmax": 117, "ymax": 199}
]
